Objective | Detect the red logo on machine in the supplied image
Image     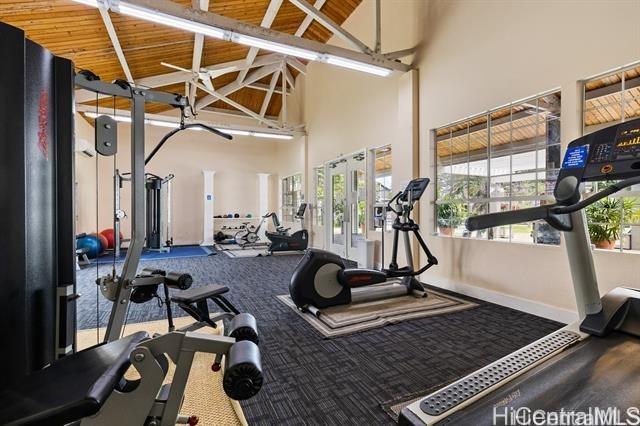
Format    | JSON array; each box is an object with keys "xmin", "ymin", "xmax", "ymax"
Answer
[{"xmin": 38, "ymin": 90, "xmax": 49, "ymax": 160}]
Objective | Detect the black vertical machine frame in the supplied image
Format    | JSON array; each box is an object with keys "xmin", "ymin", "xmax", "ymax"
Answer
[{"xmin": 0, "ymin": 22, "xmax": 76, "ymax": 387}]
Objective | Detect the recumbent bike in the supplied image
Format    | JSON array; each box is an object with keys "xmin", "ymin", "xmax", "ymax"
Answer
[
  {"xmin": 290, "ymin": 178, "xmax": 438, "ymax": 316},
  {"xmin": 264, "ymin": 203, "xmax": 309, "ymax": 253}
]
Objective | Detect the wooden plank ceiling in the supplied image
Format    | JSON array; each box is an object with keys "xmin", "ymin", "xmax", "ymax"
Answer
[{"xmin": 0, "ymin": 0, "xmax": 362, "ymax": 117}]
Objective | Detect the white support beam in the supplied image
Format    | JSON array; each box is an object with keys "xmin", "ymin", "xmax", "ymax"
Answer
[
  {"xmin": 194, "ymin": 82, "xmax": 282, "ymax": 128},
  {"xmin": 248, "ymin": 82, "xmax": 290, "ymax": 95},
  {"xmin": 260, "ymin": 70, "xmax": 280, "ymax": 117},
  {"xmin": 384, "ymin": 47, "xmax": 417, "ymax": 60},
  {"xmin": 201, "ymin": 106, "xmax": 280, "ymax": 121},
  {"xmin": 189, "ymin": 0, "xmax": 210, "ymax": 102},
  {"xmin": 288, "ymin": 0, "xmax": 372, "ymax": 53},
  {"xmin": 285, "ymin": 57, "xmax": 306, "ymax": 74},
  {"xmin": 75, "ymin": 103, "xmax": 303, "ymax": 135},
  {"xmin": 281, "ymin": 61, "xmax": 287, "ymax": 126},
  {"xmin": 74, "ymin": 53, "xmax": 284, "ymax": 103},
  {"xmin": 294, "ymin": 0, "xmax": 326, "ymax": 37},
  {"xmin": 236, "ymin": 0, "xmax": 283, "ymax": 84},
  {"xmin": 284, "ymin": 66, "xmax": 295, "ymax": 88},
  {"xmin": 98, "ymin": 6, "xmax": 134, "ymax": 82},
  {"xmin": 196, "ymin": 63, "xmax": 281, "ymax": 110},
  {"xmin": 111, "ymin": 1, "xmax": 409, "ymax": 72}
]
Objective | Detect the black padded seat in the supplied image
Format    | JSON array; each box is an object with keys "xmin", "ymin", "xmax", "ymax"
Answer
[
  {"xmin": 171, "ymin": 284, "xmax": 229, "ymax": 304},
  {"xmin": 0, "ymin": 331, "xmax": 147, "ymax": 426}
]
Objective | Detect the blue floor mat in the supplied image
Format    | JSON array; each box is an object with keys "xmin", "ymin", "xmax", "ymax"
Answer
[{"xmin": 92, "ymin": 245, "xmax": 214, "ymax": 264}]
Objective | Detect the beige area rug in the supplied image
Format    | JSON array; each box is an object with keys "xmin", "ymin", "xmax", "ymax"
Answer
[
  {"xmin": 77, "ymin": 317, "xmax": 245, "ymax": 426},
  {"xmin": 277, "ymin": 286, "xmax": 477, "ymax": 338}
]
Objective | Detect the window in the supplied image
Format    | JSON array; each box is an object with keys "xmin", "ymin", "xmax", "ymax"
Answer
[
  {"xmin": 582, "ymin": 62, "xmax": 640, "ymax": 252},
  {"xmin": 313, "ymin": 166, "xmax": 324, "ymax": 226},
  {"xmin": 372, "ymin": 145, "xmax": 393, "ymax": 230},
  {"xmin": 434, "ymin": 90, "xmax": 562, "ymax": 245},
  {"xmin": 282, "ymin": 173, "xmax": 302, "ymax": 222}
]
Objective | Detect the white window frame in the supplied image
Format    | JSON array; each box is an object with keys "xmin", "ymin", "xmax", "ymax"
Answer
[{"xmin": 433, "ymin": 88, "xmax": 562, "ymax": 246}]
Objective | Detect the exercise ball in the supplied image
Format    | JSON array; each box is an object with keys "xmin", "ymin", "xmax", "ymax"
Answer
[
  {"xmin": 76, "ymin": 234, "xmax": 102, "ymax": 259},
  {"xmin": 94, "ymin": 233, "xmax": 108, "ymax": 254},
  {"xmin": 99, "ymin": 228, "xmax": 123, "ymax": 249}
]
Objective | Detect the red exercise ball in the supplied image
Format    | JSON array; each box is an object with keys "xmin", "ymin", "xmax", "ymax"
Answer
[{"xmin": 99, "ymin": 228, "xmax": 123, "ymax": 250}]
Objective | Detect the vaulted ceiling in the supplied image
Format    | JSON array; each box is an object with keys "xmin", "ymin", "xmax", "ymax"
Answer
[{"xmin": 0, "ymin": 0, "xmax": 362, "ymax": 117}]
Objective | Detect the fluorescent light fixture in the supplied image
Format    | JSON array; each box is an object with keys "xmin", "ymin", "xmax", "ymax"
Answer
[
  {"xmin": 324, "ymin": 55, "xmax": 392, "ymax": 77},
  {"xmin": 117, "ymin": 2, "xmax": 225, "ymax": 39},
  {"xmin": 84, "ymin": 111, "xmax": 132, "ymax": 123},
  {"xmin": 253, "ymin": 132, "xmax": 294, "ymax": 140},
  {"xmin": 71, "ymin": 0, "xmax": 394, "ymax": 77},
  {"xmin": 222, "ymin": 129, "xmax": 252, "ymax": 136},
  {"xmin": 146, "ymin": 119, "xmax": 180, "ymax": 129},
  {"xmin": 72, "ymin": 0, "xmax": 99, "ymax": 6},
  {"xmin": 83, "ymin": 112, "xmax": 293, "ymax": 139},
  {"xmin": 233, "ymin": 34, "xmax": 320, "ymax": 61}
]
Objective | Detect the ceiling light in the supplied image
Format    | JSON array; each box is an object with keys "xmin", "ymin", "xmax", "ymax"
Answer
[
  {"xmin": 84, "ymin": 111, "xmax": 132, "ymax": 123},
  {"xmin": 324, "ymin": 55, "xmax": 392, "ymax": 77},
  {"xmin": 146, "ymin": 119, "xmax": 180, "ymax": 128},
  {"xmin": 233, "ymin": 34, "xmax": 320, "ymax": 61},
  {"xmin": 72, "ymin": 0, "xmax": 99, "ymax": 6},
  {"xmin": 82, "ymin": 112, "xmax": 294, "ymax": 139},
  {"xmin": 116, "ymin": 2, "xmax": 225, "ymax": 39},
  {"xmin": 253, "ymin": 132, "xmax": 294, "ymax": 140},
  {"xmin": 222, "ymin": 129, "xmax": 252, "ymax": 136},
  {"xmin": 71, "ymin": 0, "xmax": 393, "ymax": 77}
]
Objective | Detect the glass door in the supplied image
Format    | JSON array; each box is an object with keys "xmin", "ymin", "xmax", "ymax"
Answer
[
  {"xmin": 326, "ymin": 151, "xmax": 367, "ymax": 260},
  {"xmin": 347, "ymin": 153, "xmax": 367, "ymax": 261},
  {"xmin": 328, "ymin": 159, "xmax": 347, "ymax": 257}
]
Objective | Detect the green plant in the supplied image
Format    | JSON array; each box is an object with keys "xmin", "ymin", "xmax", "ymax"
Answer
[
  {"xmin": 585, "ymin": 197, "xmax": 635, "ymax": 244},
  {"xmin": 437, "ymin": 202, "xmax": 464, "ymax": 229}
]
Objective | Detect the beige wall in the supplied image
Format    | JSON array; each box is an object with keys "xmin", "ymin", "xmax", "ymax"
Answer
[
  {"xmin": 300, "ymin": 0, "xmax": 421, "ymax": 260},
  {"xmin": 74, "ymin": 114, "xmax": 285, "ymax": 245},
  {"xmin": 291, "ymin": 0, "xmax": 640, "ymax": 321},
  {"xmin": 416, "ymin": 0, "xmax": 640, "ymax": 320}
]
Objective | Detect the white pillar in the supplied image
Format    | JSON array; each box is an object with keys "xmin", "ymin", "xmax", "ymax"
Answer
[
  {"xmin": 257, "ymin": 173, "xmax": 270, "ymax": 239},
  {"xmin": 201, "ymin": 170, "xmax": 216, "ymax": 246}
]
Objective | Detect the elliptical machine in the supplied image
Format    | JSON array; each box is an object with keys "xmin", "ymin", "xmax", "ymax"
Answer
[
  {"xmin": 290, "ymin": 178, "xmax": 438, "ymax": 316},
  {"xmin": 265, "ymin": 203, "xmax": 309, "ymax": 253}
]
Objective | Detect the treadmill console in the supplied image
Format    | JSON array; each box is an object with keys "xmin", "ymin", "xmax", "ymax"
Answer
[
  {"xmin": 555, "ymin": 119, "xmax": 640, "ymax": 201},
  {"xmin": 558, "ymin": 118, "xmax": 640, "ymax": 184},
  {"xmin": 400, "ymin": 178, "xmax": 430, "ymax": 202}
]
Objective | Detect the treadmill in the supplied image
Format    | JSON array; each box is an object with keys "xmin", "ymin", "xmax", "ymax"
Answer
[{"xmin": 400, "ymin": 119, "xmax": 640, "ymax": 425}]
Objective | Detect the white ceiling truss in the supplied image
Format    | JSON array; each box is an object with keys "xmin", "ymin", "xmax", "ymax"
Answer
[{"xmin": 74, "ymin": 0, "xmax": 415, "ymax": 134}]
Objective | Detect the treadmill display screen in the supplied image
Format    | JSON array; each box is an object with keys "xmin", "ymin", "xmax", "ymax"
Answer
[{"xmin": 612, "ymin": 124, "xmax": 640, "ymax": 161}]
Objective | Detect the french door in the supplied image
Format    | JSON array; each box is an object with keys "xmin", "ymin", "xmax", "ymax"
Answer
[{"xmin": 326, "ymin": 151, "xmax": 367, "ymax": 260}]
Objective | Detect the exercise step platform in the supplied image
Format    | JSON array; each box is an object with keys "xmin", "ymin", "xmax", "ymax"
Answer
[{"xmin": 171, "ymin": 283, "xmax": 230, "ymax": 304}]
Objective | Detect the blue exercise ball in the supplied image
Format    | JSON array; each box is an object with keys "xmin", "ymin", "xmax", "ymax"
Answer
[{"xmin": 76, "ymin": 234, "xmax": 102, "ymax": 259}]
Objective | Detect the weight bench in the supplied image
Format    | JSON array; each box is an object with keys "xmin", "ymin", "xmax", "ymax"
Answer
[
  {"xmin": 0, "ymin": 332, "xmax": 147, "ymax": 425},
  {"xmin": 170, "ymin": 284, "xmax": 241, "ymax": 333}
]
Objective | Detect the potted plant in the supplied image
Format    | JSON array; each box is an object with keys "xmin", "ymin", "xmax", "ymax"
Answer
[
  {"xmin": 585, "ymin": 197, "xmax": 635, "ymax": 249},
  {"xmin": 437, "ymin": 202, "xmax": 463, "ymax": 236}
]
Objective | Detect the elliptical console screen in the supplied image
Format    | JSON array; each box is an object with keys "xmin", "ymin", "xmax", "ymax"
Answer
[{"xmin": 400, "ymin": 178, "xmax": 430, "ymax": 201}]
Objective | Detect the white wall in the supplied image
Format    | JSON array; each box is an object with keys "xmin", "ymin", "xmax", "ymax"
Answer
[
  {"xmin": 74, "ymin": 114, "xmax": 282, "ymax": 245},
  {"xmin": 300, "ymin": 0, "xmax": 421, "ymax": 261},
  {"xmin": 416, "ymin": 0, "xmax": 640, "ymax": 321}
]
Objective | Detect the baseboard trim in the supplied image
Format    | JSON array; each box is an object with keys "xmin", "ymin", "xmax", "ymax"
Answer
[{"xmin": 425, "ymin": 276, "xmax": 578, "ymax": 324}]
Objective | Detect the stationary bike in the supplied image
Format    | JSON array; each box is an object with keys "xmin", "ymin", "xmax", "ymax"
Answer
[
  {"xmin": 289, "ymin": 178, "xmax": 438, "ymax": 316},
  {"xmin": 265, "ymin": 203, "xmax": 309, "ymax": 253}
]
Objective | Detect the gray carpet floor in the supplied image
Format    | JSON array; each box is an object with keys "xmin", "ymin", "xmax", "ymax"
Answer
[{"xmin": 77, "ymin": 252, "xmax": 562, "ymax": 425}]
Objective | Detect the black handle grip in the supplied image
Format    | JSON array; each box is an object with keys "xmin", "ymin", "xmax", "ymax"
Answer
[{"xmin": 466, "ymin": 205, "xmax": 552, "ymax": 231}]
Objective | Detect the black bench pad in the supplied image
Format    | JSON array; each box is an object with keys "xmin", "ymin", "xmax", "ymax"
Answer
[
  {"xmin": 171, "ymin": 284, "xmax": 229, "ymax": 304},
  {"xmin": 0, "ymin": 331, "xmax": 147, "ymax": 426}
]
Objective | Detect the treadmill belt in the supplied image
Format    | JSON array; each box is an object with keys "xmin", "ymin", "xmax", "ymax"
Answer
[{"xmin": 438, "ymin": 332, "xmax": 640, "ymax": 425}]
